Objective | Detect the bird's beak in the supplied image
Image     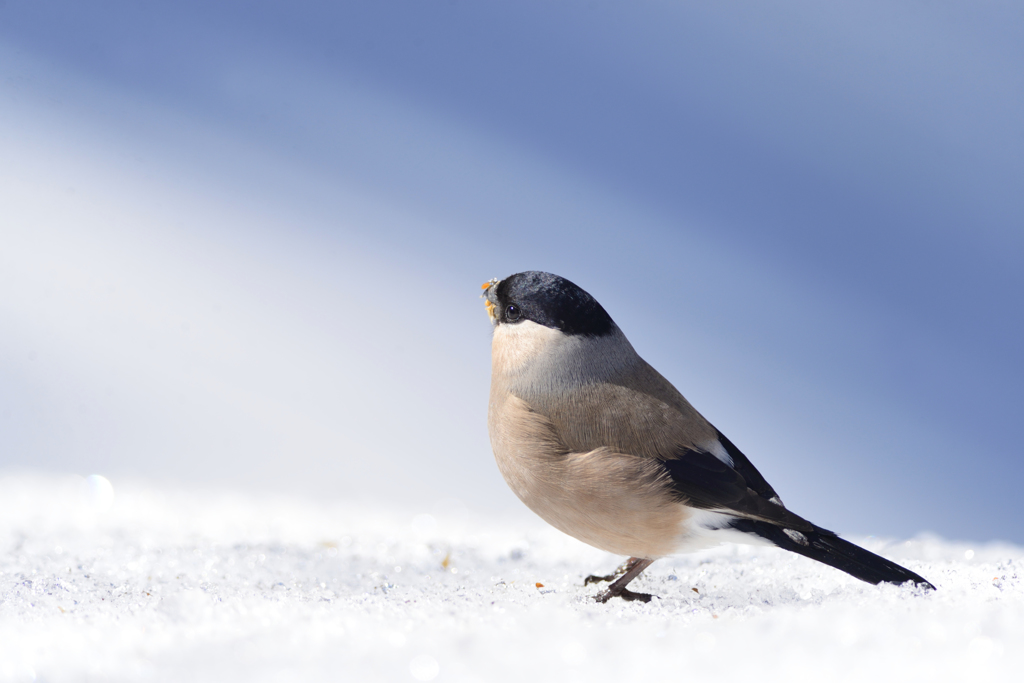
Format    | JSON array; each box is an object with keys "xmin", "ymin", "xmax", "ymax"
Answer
[{"xmin": 481, "ymin": 278, "xmax": 501, "ymax": 323}]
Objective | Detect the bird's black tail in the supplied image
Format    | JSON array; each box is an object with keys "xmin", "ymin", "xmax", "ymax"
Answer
[{"xmin": 730, "ymin": 519, "xmax": 935, "ymax": 589}]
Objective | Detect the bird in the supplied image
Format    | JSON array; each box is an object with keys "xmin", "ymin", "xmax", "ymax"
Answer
[{"xmin": 482, "ymin": 270, "xmax": 934, "ymax": 602}]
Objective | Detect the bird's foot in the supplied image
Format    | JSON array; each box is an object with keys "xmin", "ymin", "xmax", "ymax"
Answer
[
  {"xmin": 588, "ymin": 557, "xmax": 656, "ymax": 604},
  {"xmin": 584, "ymin": 573, "xmax": 617, "ymax": 585},
  {"xmin": 594, "ymin": 587, "xmax": 654, "ymax": 603},
  {"xmin": 583, "ymin": 557, "xmax": 644, "ymax": 586}
]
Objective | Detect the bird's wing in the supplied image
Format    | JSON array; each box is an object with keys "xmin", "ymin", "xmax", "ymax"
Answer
[
  {"xmin": 712, "ymin": 428, "xmax": 780, "ymax": 503},
  {"xmin": 660, "ymin": 444, "xmax": 816, "ymax": 532},
  {"xmin": 616, "ymin": 361, "xmax": 819, "ymax": 531},
  {"xmin": 538, "ymin": 360, "xmax": 818, "ymax": 532}
]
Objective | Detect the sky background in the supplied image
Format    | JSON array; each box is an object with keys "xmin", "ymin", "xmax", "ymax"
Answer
[{"xmin": 1, "ymin": 1, "xmax": 1022, "ymax": 543}]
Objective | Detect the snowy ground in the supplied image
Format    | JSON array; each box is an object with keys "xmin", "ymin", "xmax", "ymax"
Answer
[{"xmin": 0, "ymin": 474, "xmax": 1020, "ymax": 683}]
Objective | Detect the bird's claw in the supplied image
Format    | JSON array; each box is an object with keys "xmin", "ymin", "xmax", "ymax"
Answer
[
  {"xmin": 584, "ymin": 573, "xmax": 617, "ymax": 585},
  {"xmin": 594, "ymin": 587, "xmax": 655, "ymax": 603}
]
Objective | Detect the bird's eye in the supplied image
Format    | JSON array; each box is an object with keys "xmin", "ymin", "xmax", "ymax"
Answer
[{"xmin": 505, "ymin": 304, "xmax": 522, "ymax": 321}]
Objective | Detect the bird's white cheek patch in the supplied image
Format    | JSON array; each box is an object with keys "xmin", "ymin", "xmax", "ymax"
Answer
[{"xmin": 491, "ymin": 321, "xmax": 563, "ymax": 375}]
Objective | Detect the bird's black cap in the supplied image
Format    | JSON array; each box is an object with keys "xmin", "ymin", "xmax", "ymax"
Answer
[{"xmin": 489, "ymin": 271, "xmax": 615, "ymax": 337}]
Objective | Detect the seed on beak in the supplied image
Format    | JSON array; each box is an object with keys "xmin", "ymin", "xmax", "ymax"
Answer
[{"xmin": 481, "ymin": 279, "xmax": 500, "ymax": 322}]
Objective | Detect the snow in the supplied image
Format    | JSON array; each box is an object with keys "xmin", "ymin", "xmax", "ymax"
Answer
[{"xmin": 1, "ymin": 474, "xmax": 1021, "ymax": 682}]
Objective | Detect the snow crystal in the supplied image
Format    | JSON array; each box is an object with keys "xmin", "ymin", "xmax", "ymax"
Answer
[{"xmin": 0, "ymin": 474, "xmax": 1020, "ymax": 682}]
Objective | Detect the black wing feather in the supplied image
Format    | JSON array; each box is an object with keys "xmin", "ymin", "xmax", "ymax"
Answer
[
  {"xmin": 713, "ymin": 427, "xmax": 779, "ymax": 502},
  {"xmin": 660, "ymin": 435, "xmax": 935, "ymax": 589},
  {"xmin": 730, "ymin": 519, "xmax": 935, "ymax": 588},
  {"xmin": 661, "ymin": 446, "xmax": 816, "ymax": 532}
]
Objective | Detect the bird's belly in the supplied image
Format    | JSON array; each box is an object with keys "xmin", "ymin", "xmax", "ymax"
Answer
[
  {"xmin": 488, "ymin": 389, "xmax": 700, "ymax": 558},
  {"xmin": 492, "ymin": 441, "xmax": 690, "ymax": 559}
]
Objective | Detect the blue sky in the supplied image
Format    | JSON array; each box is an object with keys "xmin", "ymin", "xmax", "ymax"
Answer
[{"xmin": 1, "ymin": 1, "xmax": 1022, "ymax": 543}]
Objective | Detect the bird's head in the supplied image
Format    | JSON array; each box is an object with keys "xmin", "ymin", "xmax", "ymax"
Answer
[
  {"xmin": 481, "ymin": 272, "xmax": 629, "ymax": 391},
  {"xmin": 480, "ymin": 271, "xmax": 615, "ymax": 337}
]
